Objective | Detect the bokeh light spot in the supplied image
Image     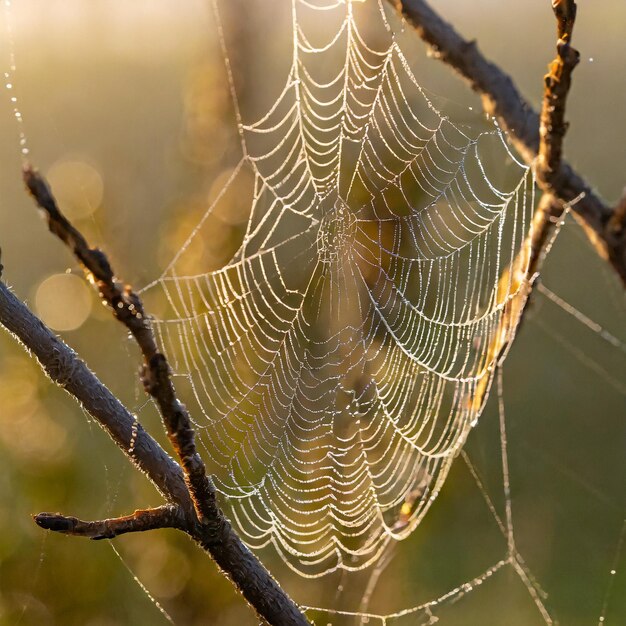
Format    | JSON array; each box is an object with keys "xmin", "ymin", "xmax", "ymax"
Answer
[
  {"xmin": 46, "ymin": 159, "xmax": 104, "ymax": 220},
  {"xmin": 35, "ymin": 273, "xmax": 93, "ymax": 331}
]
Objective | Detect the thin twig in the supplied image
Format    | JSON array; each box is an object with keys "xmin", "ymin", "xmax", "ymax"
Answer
[
  {"xmin": 463, "ymin": 0, "xmax": 581, "ymax": 412},
  {"xmin": 537, "ymin": 0, "xmax": 579, "ymax": 190},
  {"xmin": 532, "ymin": 0, "xmax": 579, "ymax": 270},
  {"xmin": 23, "ymin": 164, "xmax": 216, "ymax": 525},
  {"xmin": 388, "ymin": 0, "xmax": 626, "ymax": 286},
  {"xmin": 34, "ymin": 506, "xmax": 183, "ymax": 540},
  {"xmin": 23, "ymin": 166, "xmax": 157, "ymax": 353}
]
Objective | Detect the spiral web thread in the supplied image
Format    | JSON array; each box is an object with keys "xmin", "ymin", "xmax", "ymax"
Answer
[{"xmin": 142, "ymin": 0, "xmax": 536, "ymax": 578}]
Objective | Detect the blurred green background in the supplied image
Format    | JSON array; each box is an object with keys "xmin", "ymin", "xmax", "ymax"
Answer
[{"xmin": 0, "ymin": 1, "xmax": 624, "ymax": 624}]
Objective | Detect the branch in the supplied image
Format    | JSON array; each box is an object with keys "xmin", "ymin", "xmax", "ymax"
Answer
[
  {"xmin": 531, "ymin": 0, "xmax": 579, "ymax": 275},
  {"xmin": 0, "ymin": 281, "xmax": 308, "ymax": 625},
  {"xmin": 537, "ymin": 0, "xmax": 579, "ymax": 189},
  {"xmin": 0, "ymin": 281, "xmax": 192, "ymax": 507},
  {"xmin": 34, "ymin": 506, "xmax": 183, "ymax": 540},
  {"xmin": 4, "ymin": 167, "xmax": 311, "ymax": 625},
  {"xmin": 388, "ymin": 0, "xmax": 626, "ymax": 286},
  {"xmin": 459, "ymin": 1, "xmax": 581, "ymax": 412}
]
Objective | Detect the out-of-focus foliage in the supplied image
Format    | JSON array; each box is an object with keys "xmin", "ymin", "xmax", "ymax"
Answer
[{"xmin": 0, "ymin": 1, "xmax": 624, "ymax": 624}]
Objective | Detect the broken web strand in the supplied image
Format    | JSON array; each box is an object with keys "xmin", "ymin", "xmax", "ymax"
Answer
[
  {"xmin": 145, "ymin": 0, "xmax": 537, "ymax": 576},
  {"xmin": 2, "ymin": 0, "xmax": 30, "ymax": 160}
]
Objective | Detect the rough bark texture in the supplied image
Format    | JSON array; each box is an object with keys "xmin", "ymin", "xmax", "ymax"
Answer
[
  {"xmin": 34, "ymin": 506, "xmax": 184, "ymax": 540},
  {"xmin": 0, "ymin": 281, "xmax": 192, "ymax": 508},
  {"xmin": 24, "ymin": 164, "xmax": 215, "ymax": 521},
  {"xmin": 537, "ymin": 0, "xmax": 579, "ymax": 189}
]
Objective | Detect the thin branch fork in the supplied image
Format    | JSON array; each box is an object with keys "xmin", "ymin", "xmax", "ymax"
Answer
[
  {"xmin": 0, "ymin": 280, "xmax": 311, "ymax": 625},
  {"xmin": 19, "ymin": 167, "xmax": 309, "ymax": 626},
  {"xmin": 389, "ymin": 0, "xmax": 626, "ymax": 286}
]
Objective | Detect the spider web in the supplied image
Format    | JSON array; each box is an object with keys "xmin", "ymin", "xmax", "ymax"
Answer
[
  {"xmin": 0, "ymin": 0, "xmax": 624, "ymax": 624},
  {"xmin": 141, "ymin": 0, "xmax": 535, "ymax": 577}
]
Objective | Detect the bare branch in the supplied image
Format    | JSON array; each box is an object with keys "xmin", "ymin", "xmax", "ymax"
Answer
[
  {"xmin": 465, "ymin": 1, "xmax": 581, "ymax": 413},
  {"xmin": 23, "ymin": 165, "xmax": 158, "ymax": 354},
  {"xmin": 531, "ymin": 0, "xmax": 578, "ymax": 274},
  {"xmin": 387, "ymin": 0, "xmax": 626, "ymax": 286},
  {"xmin": 553, "ymin": 0, "xmax": 576, "ymax": 41},
  {"xmin": 0, "ymin": 281, "xmax": 193, "ymax": 507},
  {"xmin": 0, "ymin": 278, "xmax": 309, "ymax": 626},
  {"xmin": 34, "ymin": 506, "xmax": 183, "ymax": 540},
  {"xmin": 141, "ymin": 352, "xmax": 217, "ymax": 525}
]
